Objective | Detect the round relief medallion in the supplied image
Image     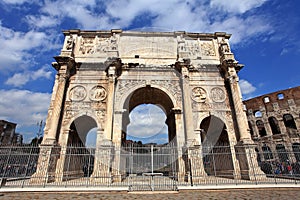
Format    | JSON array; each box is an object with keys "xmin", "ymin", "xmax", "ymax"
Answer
[
  {"xmin": 210, "ymin": 87, "xmax": 226, "ymax": 102},
  {"xmin": 90, "ymin": 86, "xmax": 107, "ymax": 101},
  {"xmin": 191, "ymin": 87, "xmax": 207, "ymax": 103},
  {"xmin": 69, "ymin": 86, "xmax": 86, "ymax": 101}
]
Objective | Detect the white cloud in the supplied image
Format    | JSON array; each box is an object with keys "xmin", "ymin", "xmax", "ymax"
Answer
[
  {"xmin": 39, "ymin": 0, "xmax": 109, "ymax": 29},
  {"xmin": 0, "ymin": 22, "xmax": 57, "ymax": 71},
  {"xmin": 0, "ymin": 89, "xmax": 51, "ymax": 126},
  {"xmin": 127, "ymin": 104, "xmax": 167, "ymax": 138},
  {"xmin": 239, "ymin": 79, "xmax": 256, "ymax": 95},
  {"xmin": 1, "ymin": 0, "xmax": 32, "ymax": 4},
  {"xmin": 210, "ymin": 0, "xmax": 269, "ymax": 14},
  {"xmin": 209, "ymin": 16, "xmax": 271, "ymax": 44},
  {"xmin": 26, "ymin": 15, "xmax": 60, "ymax": 28},
  {"xmin": 5, "ymin": 66, "xmax": 52, "ymax": 87},
  {"xmin": 21, "ymin": 0, "xmax": 272, "ymax": 46}
]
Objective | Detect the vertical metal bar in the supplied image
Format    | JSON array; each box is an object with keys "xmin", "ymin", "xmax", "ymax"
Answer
[
  {"xmin": 151, "ymin": 145, "xmax": 153, "ymax": 174},
  {"xmin": 211, "ymin": 146, "xmax": 217, "ymax": 185}
]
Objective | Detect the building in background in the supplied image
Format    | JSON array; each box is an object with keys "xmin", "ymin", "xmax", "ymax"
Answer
[
  {"xmin": 0, "ymin": 120, "xmax": 23, "ymax": 145},
  {"xmin": 244, "ymin": 86, "xmax": 300, "ymax": 170}
]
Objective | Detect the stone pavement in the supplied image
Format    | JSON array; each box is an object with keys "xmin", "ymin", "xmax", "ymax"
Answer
[{"xmin": 0, "ymin": 188, "xmax": 300, "ymax": 200}]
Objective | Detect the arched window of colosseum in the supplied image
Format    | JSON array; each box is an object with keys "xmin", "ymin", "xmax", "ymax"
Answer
[
  {"xmin": 254, "ymin": 110, "xmax": 262, "ymax": 118},
  {"xmin": 262, "ymin": 145, "xmax": 273, "ymax": 160},
  {"xmin": 283, "ymin": 114, "xmax": 297, "ymax": 130},
  {"xmin": 263, "ymin": 96, "xmax": 270, "ymax": 103},
  {"xmin": 256, "ymin": 120, "xmax": 267, "ymax": 137},
  {"xmin": 292, "ymin": 143, "xmax": 300, "ymax": 162},
  {"xmin": 277, "ymin": 93, "xmax": 284, "ymax": 100},
  {"xmin": 268, "ymin": 117, "xmax": 281, "ymax": 135},
  {"xmin": 276, "ymin": 144, "xmax": 289, "ymax": 163}
]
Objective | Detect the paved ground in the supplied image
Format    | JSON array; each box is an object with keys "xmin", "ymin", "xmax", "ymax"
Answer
[{"xmin": 0, "ymin": 188, "xmax": 300, "ymax": 200}]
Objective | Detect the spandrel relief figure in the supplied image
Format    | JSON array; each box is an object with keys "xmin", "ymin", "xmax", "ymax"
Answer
[
  {"xmin": 69, "ymin": 86, "xmax": 86, "ymax": 101},
  {"xmin": 90, "ymin": 86, "xmax": 107, "ymax": 101},
  {"xmin": 191, "ymin": 87, "xmax": 207, "ymax": 103}
]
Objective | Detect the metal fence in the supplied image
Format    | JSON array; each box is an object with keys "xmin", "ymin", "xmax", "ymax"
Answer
[{"xmin": 0, "ymin": 144, "xmax": 300, "ymax": 191}]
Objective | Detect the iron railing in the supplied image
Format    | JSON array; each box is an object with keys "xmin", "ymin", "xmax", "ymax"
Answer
[{"xmin": 0, "ymin": 144, "xmax": 300, "ymax": 191}]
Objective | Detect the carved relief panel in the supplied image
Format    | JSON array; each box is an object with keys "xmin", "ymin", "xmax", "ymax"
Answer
[
  {"xmin": 191, "ymin": 86, "xmax": 228, "ymax": 112},
  {"xmin": 63, "ymin": 84, "xmax": 108, "ymax": 127},
  {"xmin": 200, "ymin": 40, "xmax": 216, "ymax": 57},
  {"xmin": 78, "ymin": 34, "xmax": 119, "ymax": 56},
  {"xmin": 210, "ymin": 87, "xmax": 226, "ymax": 103}
]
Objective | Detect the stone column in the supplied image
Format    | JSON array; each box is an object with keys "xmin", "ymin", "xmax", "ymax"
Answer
[
  {"xmin": 54, "ymin": 129, "xmax": 69, "ymax": 182},
  {"xmin": 180, "ymin": 65, "xmax": 195, "ymax": 145},
  {"xmin": 43, "ymin": 57, "xmax": 74, "ymax": 144},
  {"xmin": 31, "ymin": 57, "xmax": 74, "ymax": 184},
  {"xmin": 30, "ymin": 144, "xmax": 61, "ymax": 184},
  {"xmin": 91, "ymin": 135, "xmax": 113, "ymax": 184},
  {"xmin": 264, "ymin": 119, "xmax": 273, "ymax": 136},
  {"xmin": 230, "ymin": 144, "xmax": 242, "ymax": 179},
  {"xmin": 111, "ymin": 111, "xmax": 124, "ymax": 182},
  {"xmin": 227, "ymin": 71, "xmax": 265, "ymax": 180},
  {"xmin": 220, "ymin": 46, "xmax": 266, "ymax": 180},
  {"xmin": 227, "ymin": 73, "xmax": 252, "ymax": 143},
  {"xmin": 104, "ymin": 66, "xmax": 116, "ymax": 140},
  {"xmin": 251, "ymin": 120, "xmax": 260, "ymax": 138},
  {"xmin": 278, "ymin": 119, "xmax": 287, "ymax": 134},
  {"xmin": 173, "ymin": 108, "xmax": 186, "ymax": 182},
  {"xmin": 185, "ymin": 129, "xmax": 206, "ymax": 184}
]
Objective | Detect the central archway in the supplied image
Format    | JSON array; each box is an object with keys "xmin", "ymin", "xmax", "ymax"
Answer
[
  {"xmin": 121, "ymin": 86, "xmax": 178, "ymax": 179},
  {"xmin": 122, "ymin": 86, "xmax": 177, "ymax": 145}
]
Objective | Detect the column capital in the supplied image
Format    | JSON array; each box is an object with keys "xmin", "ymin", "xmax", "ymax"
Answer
[
  {"xmin": 53, "ymin": 56, "xmax": 75, "ymax": 71},
  {"xmin": 105, "ymin": 57, "xmax": 122, "ymax": 78}
]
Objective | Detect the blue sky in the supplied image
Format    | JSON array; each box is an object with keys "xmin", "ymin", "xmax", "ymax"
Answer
[{"xmin": 0, "ymin": 0, "xmax": 299, "ymax": 143}]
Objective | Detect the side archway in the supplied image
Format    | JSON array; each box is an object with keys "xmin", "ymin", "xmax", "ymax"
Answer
[
  {"xmin": 200, "ymin": 115, "xmax": 234, "ymax": 178},
  {"xmin": 63, "ymin": 115, "xmax": 98, "ymax": 179}
]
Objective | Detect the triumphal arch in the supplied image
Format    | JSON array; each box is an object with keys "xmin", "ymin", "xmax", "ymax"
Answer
[{"xmin": 31, "ymin": 30, "xmax": 264, "ymax": 185}]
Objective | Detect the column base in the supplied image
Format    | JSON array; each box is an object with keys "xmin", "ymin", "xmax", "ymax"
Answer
[
  {"xmin": 235, "ymin": 143, "xmax": 267, "ymax": 181},
  {"xmin": 30, "ymin": 143, "xmax": 60, "ymax": 185}
]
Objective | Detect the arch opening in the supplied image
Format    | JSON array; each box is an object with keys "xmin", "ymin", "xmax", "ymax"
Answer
[
  {"xmin": 283, "ymin": 114, "xmax": 297, "ymax": 130},
  {"xmin": 121, "ymin": 86, "xmax": 178, "ymax": 177},
  {"xmin": 122, "ymin": 86, "xmax": 176, "ymax": 146},
  {"xmin": 256, "ymin": 120, "xmax": 267, "ymax": 137},
  {"xmin": 66, "ymin": 115, "xmax": 98, "ymax": 178},
  {"xmin": 268, "ymin": 117, "xmax": 281, "ymax": 135},
  {"xmin": 200, "ymin": 115, "xmax": 234, "ymax": 178}
]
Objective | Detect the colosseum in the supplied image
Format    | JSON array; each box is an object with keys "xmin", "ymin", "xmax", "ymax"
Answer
[{"xmin": 244, "ymin": 86, "xmax": 300, "ymax": 174}]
